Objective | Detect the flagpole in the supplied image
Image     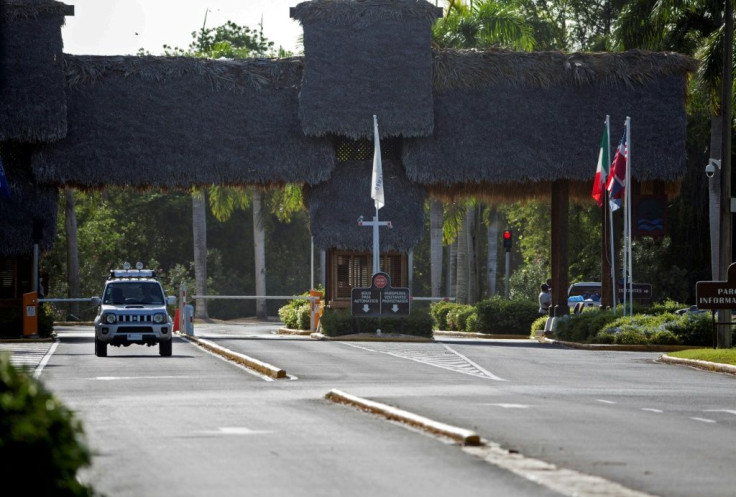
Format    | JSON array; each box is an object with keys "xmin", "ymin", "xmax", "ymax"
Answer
[
  {"xmin": 625, "ymin": 116, "xmax": 632, "ymax": 316},
  {"xmin": 373, "ymin": 207, "xmax": 380, "ymax": 274},
  {"xmin": 606, "ymin": 115, "xmax": 616, "ymax": 314}
]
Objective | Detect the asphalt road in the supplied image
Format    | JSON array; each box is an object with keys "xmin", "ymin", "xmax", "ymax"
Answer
[{"xmin": 25, "ymin": 323, "xmax": 736, "ymax": 497}]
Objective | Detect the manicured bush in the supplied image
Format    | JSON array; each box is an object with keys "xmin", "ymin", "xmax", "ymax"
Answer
[
  {"xmin": 429, "ymin": 300, "xmax": 455, "ymax": 330},
  {"xmin": 277, "ymin": 298, "xmax": 311, "ymax": 330},
  {"xmin": 0, "ymin": 353, "xmax": 97, "ymax": 496},
  {"xmin": 319, "ymin": 307, "xmax": 433, "ymax": 338},
  {"xmin": 530, "ymin": 315, "xmax": 548, "ymax": 334},
  {"xmin": 475, "ymin": 297, "xmax": 540, "ymax": 335},
  {"xmin": 446, "ymin": 304, "xmax": 475, "ymax": 331},
  {"xmin": 555, "ymin": 309, "xmax": 713, "ymax": 346}
]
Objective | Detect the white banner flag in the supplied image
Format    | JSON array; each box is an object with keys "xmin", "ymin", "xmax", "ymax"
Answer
[{"xmin": 371, "ymin": 115, "xmax": 385, "ymax": 210}]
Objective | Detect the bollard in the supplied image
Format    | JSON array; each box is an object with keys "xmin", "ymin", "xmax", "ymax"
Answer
[
  {"xmin": 22, "ymin": 291, "xmax": 38, "ymax": 337},
  {"xmin": 185, "ymin": 304, "xmax": 194, "ymax": 335}
]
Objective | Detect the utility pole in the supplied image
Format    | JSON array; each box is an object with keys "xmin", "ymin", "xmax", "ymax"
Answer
[{"xmin": 717, "ymin": 0, "xmax": 733, "ymax": 348}]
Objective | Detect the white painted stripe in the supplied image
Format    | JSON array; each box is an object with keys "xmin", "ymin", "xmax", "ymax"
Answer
[
  {"xmin": 641, "ymin": 408, "xmax": 663, "ymax": 413},
  {"xmin": 443, "ymin": 345, "xmax": 507, "ymax": 381},
  {"xmin": 704, "ymin": 409, "xmax": 736, "ymax": 416},
  {"xmin": 485, "ymin": 403, "xmax": 531, "ymax": 409},
  {"xmin": 596, "ymin": 399, "xmax": 617, "ymax": 404},
  {"xmin": 34, "ymin": 340, "xmax": 59, "ymax": 379},
  {"xmin": 691, "ymin": 417, "xmax": 717, "ymax": 424}
]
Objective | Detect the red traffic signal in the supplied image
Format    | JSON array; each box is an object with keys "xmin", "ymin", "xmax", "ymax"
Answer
[{"xmin": 503, "ymin": 230, "xmax": 512, "ymax": 251}]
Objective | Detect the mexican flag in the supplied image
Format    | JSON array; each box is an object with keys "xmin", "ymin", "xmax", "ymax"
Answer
[{"xmin": 591, "ymin": 126, "xmax": 610, "ymax": 207}]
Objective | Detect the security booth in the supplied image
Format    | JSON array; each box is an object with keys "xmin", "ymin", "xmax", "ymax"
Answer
[{"xmin": 326, "ymin": 250, "xmax": 407, "ymax": 307}]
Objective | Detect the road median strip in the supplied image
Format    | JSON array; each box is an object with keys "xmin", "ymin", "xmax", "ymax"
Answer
[
  {"xmin": 178, "ymin": 333, "xmax": 287, "ymax": 379},
  {"xmin": 324, "ymin": 389, "xmax": 481, "ymax": 446}
]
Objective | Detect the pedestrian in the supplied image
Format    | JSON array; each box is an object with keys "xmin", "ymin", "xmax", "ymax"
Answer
[{"xmin": 538, "ymin": 283, "xmax": 552, "ymax": 315}]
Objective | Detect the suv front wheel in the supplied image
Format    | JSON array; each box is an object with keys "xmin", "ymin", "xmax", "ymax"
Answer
[
  {"xmin": 95, "ymin": 337, "xmax": 107, "ymax": 357},
  {"xmin": 159, "ymin": 339, "xmax": 172, "ymax": 357}
]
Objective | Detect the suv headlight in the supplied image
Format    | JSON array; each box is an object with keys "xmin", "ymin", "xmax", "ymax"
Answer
[
  {"xmin": 103, "ymin": 313, "xmax": 117, "ymax": 324},
  {"xmin": 153, "ymin": 313, "xmax": 166, "ymax": 324}
]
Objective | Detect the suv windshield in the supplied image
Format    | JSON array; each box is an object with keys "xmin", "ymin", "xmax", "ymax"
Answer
[{"xmin": 103, "ymin": 282, "xmax": 164, "ymax": 305}]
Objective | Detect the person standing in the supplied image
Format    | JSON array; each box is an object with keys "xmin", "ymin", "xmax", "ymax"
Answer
[{"xmin": 538, "ymin": 283, "xmax": 552, "ymax": 315}]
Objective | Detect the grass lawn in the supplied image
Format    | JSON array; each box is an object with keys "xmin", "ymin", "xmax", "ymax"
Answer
[{"xmin": 668, "ymin": 348, "xmax": 736, "ymax": 366}]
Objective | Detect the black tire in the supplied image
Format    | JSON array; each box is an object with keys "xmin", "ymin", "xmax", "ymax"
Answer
[
  {"xmin": 159, "ymin": 339, "xmax": 172, "ymax": 357},
  {"xmin": 95, "ymin": 337, "xmax": 107, "ymax": 357}
]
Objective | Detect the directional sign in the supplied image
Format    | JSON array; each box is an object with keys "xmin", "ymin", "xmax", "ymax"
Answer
[
  {"xmin": 617, "ymin": 283, "xmax": 652, "ymax": 302},
  {"xmin": 351, "ymin": 272, "xmax": 411, "ymax": 317},
  {"xmin": 696, "ymin": 263, "xmax": 736, "ymax": 310}
]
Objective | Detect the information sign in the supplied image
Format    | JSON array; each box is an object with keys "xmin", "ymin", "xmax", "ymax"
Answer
[{"xmin": 351, "ymin": 272, "xmax": 410, "ymax": 317}]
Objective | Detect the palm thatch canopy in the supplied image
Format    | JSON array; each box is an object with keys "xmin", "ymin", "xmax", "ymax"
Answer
[
  {"xmin": 0, "ymin": 0, "xmax": 73, "ymax": 143},
  {"xmin": 31, "ymin": 55, "xmax": 335, "ymax": 189},
  {"xmin": 291, "ymin": 0, "xmax": 442, "ymax": 139},
  {"xmin": 0, "ymin": 145, "xmax": 57, "ymax": 256},
  {"xmin": 403, "ymin": 49, "xmax": 697, "ymax": 200},
  {"xmin": 306, "ymin": 159, "xmax": 425, "ymax": 251}
]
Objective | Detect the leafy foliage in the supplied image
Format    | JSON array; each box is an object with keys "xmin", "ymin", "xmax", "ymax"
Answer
[
  {"xmin": 0, "ymin": 354, "xmax": 97, "ymax": 496},
  {"xmin": 319, "ymin": 307, "xmax": 433, "ymax": 338},
  {"xmin": 476, "ymin": 297, "xmax": 539, "ymax": 334}
]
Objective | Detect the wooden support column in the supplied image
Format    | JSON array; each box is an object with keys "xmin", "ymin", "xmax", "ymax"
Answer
[{"xmin": 550, "ymin": 180, "xmax": 569, "ymax": 315}]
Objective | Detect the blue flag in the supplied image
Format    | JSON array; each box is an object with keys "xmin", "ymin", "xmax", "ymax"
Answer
[{"xmin": 0, "ymin": 157, "xmax": 10, "ymax": 198}]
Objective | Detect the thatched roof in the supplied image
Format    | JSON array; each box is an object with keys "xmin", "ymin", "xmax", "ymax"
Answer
[
  {"xmin": 292, "ymin": 0, "xmax": 442, "ymax": 139},
  {"xmin": 0, "ymin": 0, "xmax": 73, "ymax": 143},
  {"xmin": 403, "ymin": 49, "xmax": 696, "ymax": 200},
  {"xmin": 31, "ymin": 55, "xmax": 335, "ymax": 189},
  {"xmin": 0, "ymin": 144, "xmax": 58, "ymax": 256},
  {"xmin": 306, "ymin": 159, "xmax": 425, "ymax": 251}
]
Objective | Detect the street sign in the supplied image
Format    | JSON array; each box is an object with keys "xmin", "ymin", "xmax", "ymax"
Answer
[
  {"xmin": 351, "ymin": 272, "xmax": 410, "ymax": 317},
  {"xmin": 696, "ymin": 263, "xmax": 736, "ymax": 310},
  {"xmin": 617, "ymin": 283, "xmax": 652, "ymax": 302}
]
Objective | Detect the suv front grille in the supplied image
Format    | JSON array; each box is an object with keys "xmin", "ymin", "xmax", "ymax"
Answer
[{"xmin": 116, "ymin": 314, "xmax": 155, "ymax": 323}]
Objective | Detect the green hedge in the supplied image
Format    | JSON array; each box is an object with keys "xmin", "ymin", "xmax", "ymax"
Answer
[
  {"xmin": 554, "ymin": 307, "xmax": 714, "ymax": 346},
  {"xmin": 475, "ymin": 297, "xmax": 540, "ymax": 335},
  {"xmin": 277, "ymin": 298, "xmax": 311, "ymax": 330},
  {"xmin": 0, "ymin": 353, "xmax": 97, "ymax": 496},
  {"xmin": 319, "ymin": 307, "xmax": 433, "ymax": 338}
]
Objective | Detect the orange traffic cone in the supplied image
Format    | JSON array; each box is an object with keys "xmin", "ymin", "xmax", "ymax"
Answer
[{"xmin": 173, "ymin": 308, "xmax": 180, "ymax": 332}]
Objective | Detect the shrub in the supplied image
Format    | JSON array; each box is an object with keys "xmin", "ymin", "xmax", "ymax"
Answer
[
  {"xmin": 319, "ymin": 307, "xmax": 433, "ymax": 338},
  {"xmin": 465, "ymin": 312, "xmax": 479, "ymax": 332},
  {"xmin": 530, "ymin": 315, "xmax": 548, "ymax": 334},
  {"xmin": 0, "ymin": 353, "xmax": 97, "ymax": 496},
  {"xmin": 475, "ymin": 297, "xmax": 541, "ymax": 335},
  {"xmin": 429, "ymin": 301, "xmax": 455, "ymax": 330},
  {"xmin": 446, "ymin": 304, "xmax": 475, "ymax": 331},
  {"xmin": 277, "ymin": 298, "xmax": 311, "ymax": 330}
]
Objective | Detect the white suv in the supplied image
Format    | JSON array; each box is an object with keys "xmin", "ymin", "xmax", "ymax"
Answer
[{"xmin": 94, "ymin": 263, "xmax": 176, "ymax": 357}]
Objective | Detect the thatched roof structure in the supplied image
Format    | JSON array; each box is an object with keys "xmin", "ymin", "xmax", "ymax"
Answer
[
  {"xmin": 0, "ymin": 0, "xmax": 73, "ymax": 143},
  {"xmin": 31, "ymin": 55, "xmax": 335, "ymax": 189},
  {"xmin": 403, "ymin": 49, "xmax": 697, "ymax": 201},
  {"xmin": 0, "ymin": 144, "xmax": 57, "ymax": 256},
  {"xmin": 306, "ymin": 159, "xmax": 425, "ymax": 251},
  {"xmin": 291, "ymin": 0, "xmax": 442, "ymax": 139}
]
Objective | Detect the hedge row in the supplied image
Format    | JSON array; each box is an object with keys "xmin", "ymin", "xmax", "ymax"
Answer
[{"xmin": 429, "ymin": 297, "xmax": 539, "ymax": 335}]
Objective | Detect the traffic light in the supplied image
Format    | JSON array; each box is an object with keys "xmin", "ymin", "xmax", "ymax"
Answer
[{"xmin": 503, "ymin": 230, "xmax": 513, "ymax": 251}]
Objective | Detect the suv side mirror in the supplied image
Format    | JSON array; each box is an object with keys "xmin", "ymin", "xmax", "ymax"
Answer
[
  {"xmin": 167, "ymin": 296, "xmax": 177, "ymax": 306},
  {"xmin": 90, "ymin": 296, "xmax": 101, "ymax": 306}
]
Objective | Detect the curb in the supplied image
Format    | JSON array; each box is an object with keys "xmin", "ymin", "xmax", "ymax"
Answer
[
  {"xmin": 325, "ymin": 389, "xmax": 481, "ymax": 446},
  {"xmin": 177, "ymin": 333, "xmax": 287, "ymax": 379},
  {"xmin": 310, "ymin": 332, "xmax": 433, "ymax": 342},
  {"xmin": 658, "ymin": 354, "xmax": 736, "ymax": 375},
  {"xmin": 434, "ymin": 331, "xmax": 533, "ymax": 340},
  {"xmin": 537, "ymin": 337, "xmax": 700, "ymax": 352}
]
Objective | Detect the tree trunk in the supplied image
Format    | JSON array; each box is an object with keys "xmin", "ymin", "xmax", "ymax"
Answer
[
  {"xmin": 64, "ymin": 188, "xmax": 80, "ymax": 318},
  {"xmin": 456, "ymin": 211, "xmax": 469, "ymax": 304},
  {"xmin": 486, "ymin": 207, "xmax": 499, "ymax": 297},
  {"xmin": 430, "ymin": 198, "xmax": 444, "ymax": 297},
  {"xmin": 253, "ymin": 190, "xmax": 267, "ymax": 320},
  {"xmin": 466, "ymin": 206, "xmax": 477, "ymax": 303},
  {"xmin": 192, "ymin": 191, "xmax": 208, "ymax": 318}
]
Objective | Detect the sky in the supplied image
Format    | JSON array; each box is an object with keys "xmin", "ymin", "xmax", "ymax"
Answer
[{"xmin": 62, "ymin": 0, "xmax": 306, "ymax": 56}]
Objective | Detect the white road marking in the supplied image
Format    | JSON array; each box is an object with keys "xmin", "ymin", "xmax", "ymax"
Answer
[
  {"xmin": 690, "ymin": 417, "xmax": 717, "ymax": 424},
  {"xmin": 596, "ymin": 399, "xmax": 616, "ymax": 404},
  {"xmin": 641, "ymin": 408, "xmax": 663, "ymax": 413},
  {"xmin": 340, "ymin": 342, "xmax": 506, "ymax": 381},
  {"xmin": 94, "ymin": 376, "xmax": 193, "ymax": 380},
  {"xmin": 704, "ymin": 409, "xmax": 736, "ymax": 416},
  {"xmin": 216, "ymin": 427, "xmax": 270, "ymax": 435},
  {"xmin": 484, "ymin": 403, "xmax": 531, "ymax": 409}
]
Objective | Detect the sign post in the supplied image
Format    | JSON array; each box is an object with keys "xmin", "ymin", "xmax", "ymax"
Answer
[{"xmin": 695, "ymin": 262, "xmax": 736, "ymax": 348}]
